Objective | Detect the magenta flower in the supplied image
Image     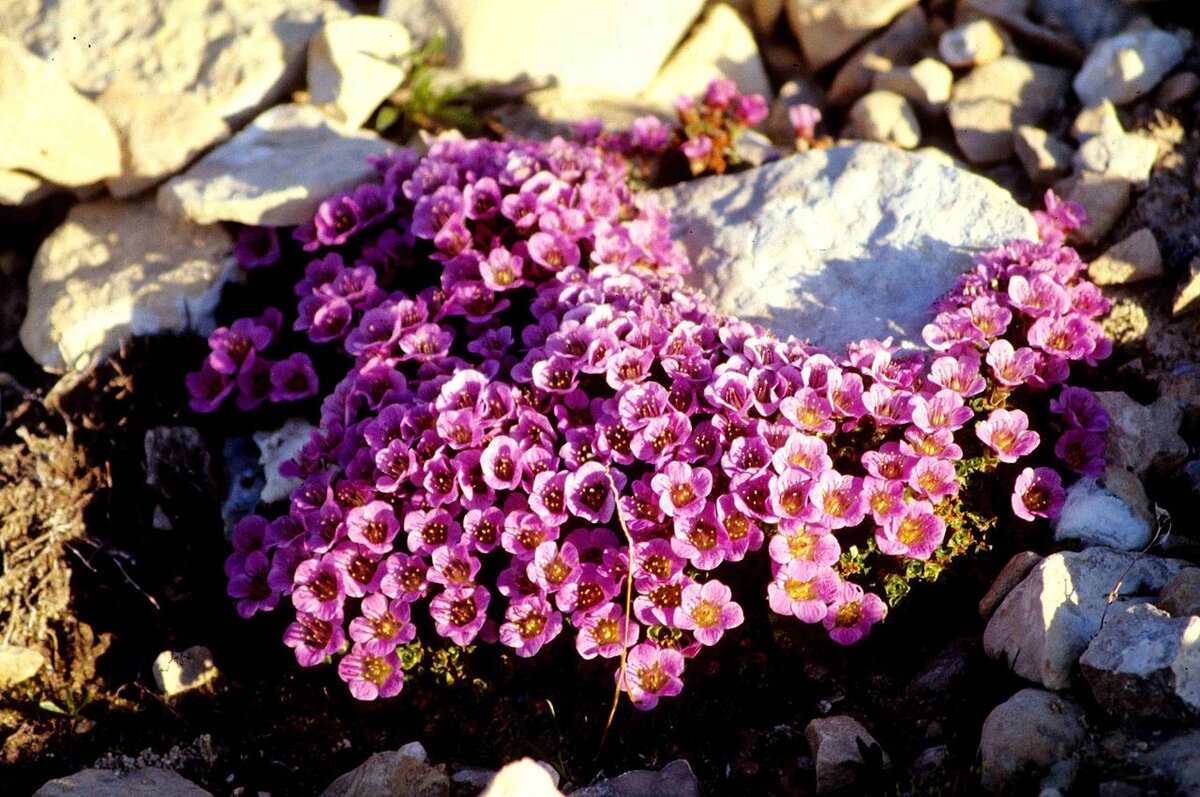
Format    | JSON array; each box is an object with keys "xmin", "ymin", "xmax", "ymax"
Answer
[
  {"xmin": 348, "ymin": 593, "xmax": 416, "ymax": 656},
  {"xmin": 716, "ymin": 494, "xmax": 764, "ymax": 560},
  {"xmin": 976, "ymin": 408, "xmax": 1040, "ymax": 462},
  {"xmin": 911, "ymin": 390, "xmax": 973, "ymax": 433},
  {"xmin": 903, "ymin": 427, "xmax": 964, "ymax": 461},
  {"xmin": 404, "ymin": 508, "xmax": 461, "ymax": 555},
  {"xmin": 619, "ymin": 642, "xmax": 685, "ymax": 710},
  {"xmin": 327, "ymin": 543, "xmax": 385, "ymax": 598},
  {"xmin": 808, "ymin": 471, "xmax": 867, "ymax": 530},
  {"xmin": 499, "ymin": 594, "xmax": 563, "ymax": 657},
  {"xmin": 908, "ymin": 457, "xmax": 959, "ymax": 504},
  {"xmin": 823, "ymin": 582, "xmax": 886, "ymax": 645},
  {"xmin": 233, "ymin": 225, "xmax": 281, "ymax": 269},
  {"xmin": 428, "ymin": 543, "xmax": 482, "ymax": 589},
  {"xmin": 650, "ymin": 461, "xmax": 712, "ymax": 518},
  {"xmin": 780, "ymin": 388, "xmax": 836, "ymax": 434},
  {"xmin": 768, "ymin": 560, "xmax": 839, "ymax": 623},
  {"xmin": 1027, "ymin": 315, "xmax": 1098, "ymax": 361},
  {"xmin": 676, "ymin": 580, "xmax": 743, "ymax": 646},
  {"xmin": 703, "ymin": 77, "xmax": 739, "ymax": 109},
  {"xmin": 876, "ymin": 500, "xmax": 946, "ymax": 560},
  {"xmin": 227, "ymin": 550, "xmax": 279, "ymax": 618},
  {"xmin": 789, "ymin": 104, "xmax": 822, "ymax": 141},
  {"xmin": 530, "ymin": 470, "xmax": 570, "ymax": 526},
  {"xmin": 345, "ymin": 501, "xmax": 400, "ymax": 555},
  {"xmin": 771, "ymin": 468, "xmax": 814, "ymax": 520},
  {"xmin": 556, "ymin": 563, "xmax": 618, "ymax": 620},
  {"xmin": 1054, "ymin": 429, "xmax": 1106, "ymax": 477},
  {"xmin": 566, "ymin": 461, "xmax": 618, "ymax": 523},
  {"xmin": 861, "ymin": 442, "xmax": 916, "ymax": 481},
  {"xmin": 575, "ymin": 602, "xmax": 639, "ymax": 659},
  {"xmin": 732, "ymin": 93, "xmax": 769, "ymax": 126},
  {"xmin": 861, "ymin": 477, "xmax": 905, "ymax": 524},
  {"xmin": 337, "ymin": 643, "xmax": 404, "ymax": 700},
  {"xmin": 429, "ymin": 585, "xmax": 490, "ymax": 646},
  {"xmin": 380, "ymin": 553, "xmax": 429, "ymax": 602},
  {"xmin": 681, "ymin": 135, "xmax": 713, "ymax": 172},
  {"xmin": 527, "ymin": 541, "xmax": 581, "ymax": 594},
  {"xmin": 185, "ymin": 362, "xmax": 235, "ymax": 413},
  {"xmin": 1051, "ymin": 386, "xmax": 1110, "ymax": 432},
  {"xmin": 929, "ymin": 353, "xmax": 986, "ymax": 397},
  {"xmin": 284, "ymin": 613, "xmax": 345, "ymax": 667},
  {"xmin": 291, "ymin": 557, "xmax": 346, "ymax": 621},
  {"xmin": 1008, "ymin": 273, "xmax": 1071, "ymax": 318},
  {"xmin": 671, "ymin": 504, "xmax": 730, "ymax": 571},
  {"xmin": 1011, "ymin": 467, "xmax": 1066, "ymax": 521}
]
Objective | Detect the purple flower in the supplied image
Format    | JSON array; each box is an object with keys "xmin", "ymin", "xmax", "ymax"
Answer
[
  {"xmin": 291, "ymin": 557, "xmax": 346, "ymax": 621},
  {"xmin": 380, "ymin": 553, "xmax": 429, "ymax": 602},
  {"xmin": 908, "ymin": 457, "xmax": 959, "ymax": 504},
  {"xmin": 284, "ymin": 613, "xmax": 345, "ymax": 667},
  {"xmin": 780, "ymin": 388, "xmax": 836, "ymax": 434},
  {"xmin": 789, "ymin": 104, "xmax": 822, "ymax": 141},
  {"xmin": 808, "ymin": 471, "xmax": 867, "ymax": 530},
  {"xmin": 986, "ymin": 339, "xmax": 1038, "ymax": 387},
  {"xmin": 348, "ymin": 593, "xmax": 415, "ymax": 656},
  {"xmin": 337, "ymin": 643, "xmax": 404, "ymax": 700},
  {"xmin": 315, "ymin": 183, "xmax": 392, "ymax": 246},
  {"xmin": 681, "ymin": 135, "xmax": 714, "ymax": 173},
  {"xmin": 650, "ymin": 461, "xmax": 712, "ymax": 518},
  {"xmin": 227, "ymin": 551, "xmax": 279, "ymax": 618},
  {"xmin": 732, "ymin": 94, "xmax": 769, "ymax": 126},
  {"xmin": 876, "ymin": 500, "xmax": 946, "ymax": 560},
  {"xmin": 911, "ymin": 390, "xmax": 973, "ymax": 433},
  {"xmin": 671, "ymin": 503, "xmax": 730, "ymax": 571},
  {"xmin": 929, "ymin": 353, "xmax": 986, "ymax": 397},
  {"xmin": 630, "ymin": 116, "xmax": 670, "ymax": 152},
  {"xmin": 565, "ymin": 461, "xmax": 618, "ymax": 523},
  {"xmin": 1027, "ymin": 315, "xmax": 1098, "ymax": 361},
  {"xmin": 527, "ymin": 541, "xmax": 581, "ymax": 594},
  {"xmin": 976, "ymin": 409, "xmax": 1040, "ymax": 462},
  {"xmin": 528, "ymin": 231, "xmax": 580, "ymax": 272},
  {"xmin": 269, "ymin": 353, "xmax": 319, "ymax": 403},
  {"xmin": 1054, "ymin": 429, "xmax": 1106, "ymax": 476},
  {"xmin": 619, "ymin": 642, "xmax": 685, "ymax": 710},
  {"xmin": 186, "ymin": 363, "xmax": 234, "ymax": 413},
  {"xmin": 404, "ymin": 508, "xmax": 461, "ymax": 555},
  {"xmin": 576, "ymin": 602, "xmax": 639, "ymax": 659},
  {"xmin": 676, "ymin": 580, "xmax": 743, "ymax": 646},
  {"xmin": 823, "ymin": 582, "xmax": 886, "ymax": 645},
  {"xmin": 428, "ymin": 543, "xmax": 482, "ymax": 589},
  {"xmin": 429, "ymin": 585, "xmax": 490, "ymax": 646},
  {"xmin": 1011, "ymin": 466, "xmax": 1066, "ymax": 521},
  {"xmin": 861, "ymin": 477, "xmax": 905, "ymax": 524},
  {"xmin": 1051, "ymin": 386, "xmax": 1109, "ymax": 432},
  {"xmin": 499, "ymin": 594, "xmax": 563, "ymax": 657},
  {"xmin": 768, "ymin": 560, "xmax": 839, "ymax": 623},
  {"xmin": 234, "ymin": 226, "xmax": 281, "ymax": 269},
  {"xmin": 703, "ymin": 77, "xmax": 739, "ymax": 109}
]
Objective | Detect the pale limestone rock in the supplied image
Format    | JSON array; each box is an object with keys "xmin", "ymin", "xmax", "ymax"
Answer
[
  {"xmin": 254, "ymin": 419, "xmax": 316, "ymax": 505},
  {"xmin": 805, "ymin": 716, "xmax": 890, "ymax": 795},
  {"xmin": 480, "ymin": 759, "xmax": 563, "ymax": 797},
  {"xmin": 653, "ymin": 143, "xmax": 1034, "ymax": 351},
  {"xmin": 642, "ymin": 3, "xmax": 771, "ymax": 111},
  {"xmin": 158, "ymin": 104, "xmax": 394, "ymax": 227},
  {"xmin": 1173, "ymin": 257, "xmax": 1200, "ymax": 317},
  {"xmin": 1094, "ymin": 391, "xmax": 1188, "ymax": 479},
  {"xmin": 1087, "ymin": 228, "xmax": 1163, "ymax": 285},
  {"xmin": 978, "ymin": 689, "xmax": 1087, "ymax": 793},
  {"xmin": 0, "ymin": 644, "xmax": 44, "ymax": 688},
  {"xmin": 1013, "ymin": 126, "xmax": 1073, "ymax": 183},
  {"xmin": 873, "ymin": 57, "xmax": 953, "ymax": 114},
  {"xmin": 151, "ymin": 645, "xmax": 218, "ymax": 696},
  {"xmin": 979, "ymin": 552, "xmax": 1044, "ymax": 620},
  {"xmin": 33, "ymin": 768, "xmax": 212, "ymax": 797},
  {"xmin": 1053, "ymin": 477, "xmax": 1151, "ymax": 551},
  {"xmin": 948, "ymin": 56, "xmax": 1072, "ymax": 163},
  {"xmin": 0, "ymin": 168, "xmax": 55, "ymax": 206},
  {"xmin": 1074, "ymin": 28, "xmax": 1188, "ymax": 106},
  {"xmin": 381, "ymin": 0, "xmax": 702, "ymax": 95},
  {"xmin": 845, "ymin": 90, "xmax": 921, "ymax": 149},
  {"xmin": 784, "ymin": 0, "xmax": 920, "ymax": 71},
  {"xmin": 321, "ymin": 747, "xmax": 449, "ymax": 797},
  {"xmin": 939, "ymin": 19, "xmax": 1005, "ymax": 68},
  {"xmin": 97, "ymin": 81, "xmax": 231, "ymax": 198},
  {"xmin": 308, "ymin": 16, "xmax": 413, "ymax": 129},
  {"xmin": 1158, "ymin": 568, "xmax": 1200, "ymax": 618},
  {"xmin": 494, "ymin": 88, "xmax": 666, "ymax": 141},
  {"xmin": 0, "ymin": 37, "xmax": 120, "ymax": 187},
  {"xmin": 827, "ymin": 6, "xmax": 927, "ymax": 108},
  {"xmin": 1072, "ymin": 99, "xmax": 1119, "ymax": 142},
  {"xmin": 1080, "ymin": 603, "xmax": 1200, "ymax": 720},
  {"xmin": 1064, "ymin": 173, "xmax": 1130, "ymax": 244},
  {"xmin": 983, "ymin": 547, "xmax": 1189, "ymax": 689},
  {"xmin": 20, "ymin": 198, "xmax": 232, "ymax": 372},
  {"xmin": 1074, "ymin": 114, "xmax": 1158, "ymax": 187}
]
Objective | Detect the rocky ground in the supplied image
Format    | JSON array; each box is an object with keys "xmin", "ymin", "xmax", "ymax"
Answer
[{"xmin": 2, "ymin": 0, "xmax": 1200, "ymax": 795}]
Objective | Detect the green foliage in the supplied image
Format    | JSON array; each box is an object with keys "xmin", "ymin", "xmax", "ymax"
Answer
[{"xmin": 371, "ymin": 31, "xmax": 485, "ymax": 140}]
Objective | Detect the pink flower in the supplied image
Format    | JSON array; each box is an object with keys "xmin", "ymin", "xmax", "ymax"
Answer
[
  {"xmin": 976, "ymin": 408, "xmax": 1040, "ymax": 462},
  {"xmin": 619, "ymin": 642, "xmax": 685, "ymax": 710},
  {"xmin": 337, "ymin": 644, "xmax": 404, "ymax": 700},
  {"xmin": 650, "ymin": 461, "xmax": 712, "ymax": 518},
  {"xmin": 345, "ymin": 500, "xmax": 400, "ymax": 555},
  {"xmin": 911, "ymin": 390, "xmax": 973, "ymax": 433},
  {"xmin": 527, "ymin": 541, "xmax": 581, "ymax": 594},
  {"xmin": 671, "ymin": 504, "xmax": 731, "ymax": 571},
  {"xmin": 808, "ymin": 471, "xmax": 867, "ymax": 530},
  {"xmin": 1011, "ymin": 467, "xmax": 1066, "ymax": 521},
  {"xmin": 861, "ymin": 477, "xmax": 906, "ymax": 524},
  {"xmin": 284, "ymin": 613, "xmax": 345, "ymax": 667},
  {"xmin": 823, "ymin": 582, "xmax": 886, "ymax": 645},
  {"xmin": 575, "ymin": 602, "xmax": 639, "ymax": 659},
  {"xmin": 876, "ymin": 500, "xmax": 946, "ymax": 560},
  {"xmin": 908, "ymin": 457, "xmax": 960, "ymax": 504},
  {"xmin": 768, "ymin": 560, "xmax": 839, "ymax": 623},
  {"xmin": 1054, "ymin": 429, "xmax": 1106, "ymax": 477},
  {"xmin": 348, "ymin": 593, "xmax": 416, "ymax": 656},
  {"xmin": 768, "ymin": 519, "xmax": 840, "ymax": 567},
  {"xmin": 676, "ymin": 580, "xmax": 744, "ymax": 646},
  {"xmin": 499, "ymin": 594, "xmax": 563, "ymax": 657},
  {"xmin": 929, "ymin": 353, "xmax": 986, "ymax": 397},
  {"xmin": 429, "ymin": 585, "xmax": 490, "ymax": 645},
  {"xmin": 566, "ymin": 461, "xmax": 619, "ymax": 523}
]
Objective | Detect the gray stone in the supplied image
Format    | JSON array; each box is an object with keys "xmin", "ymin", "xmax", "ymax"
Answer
[
  {"xmin": 1054, "ymin": 477, "xmax": 1152, "ymax": 551},
  {"xmin": 1140, "ymin": 731, "xmax": 1200, "ymax": 796},
  {"xmin": 1074, "ymin": 29, "xmax": 1188, "ymax": 106},
  {"xmin": 1088, "ymin": 228, "xmax": 1163, "ymax": 285},
  {"xmin": 574, "ymin": 759, "xmax": 698, "ymax": 797},
  {"xmin": 1158, "ymin": 568, "xmax": 1200, "ymax": 618},
  {"xmin": 158, "ymin": 104, "xmax": 394, "ymax": 227},
  {"xmin": 804, "ymin": 716, "xmax": 890, "ymax": 796},
  {"xmin": 254, "ymin": 419, "xmax": 315, "ymax": 505},
  {"xmin": 145, "ymin": 426, "xmax": 217, "ymax": 521},
  {"xmin": 0, "ymin": 644, "xmax": 44, "ymax": 688},
  {"xmin": 978, "ymin": 688, "xmax": 1087, "ymax": 794},
  {"xmin": 221, "ymin": 436, "xmax": 265, "ymax": 537},
  {"xmin": 19, "ymin": 197, "xmax": 232, "ymax": 372},
  {"xmin": 873, "ymin": 58, "xmax": 953, "ymax": 115},
  {"xmin": 308, "ymin": 16, "xmax": 412, "ymax": 130},
  {"xmin": 152, "ymin": 645, "xmax": 218, "ymax": 696},
  {"xmin": 0, "ymin": 37, "xmax": 121, "ymax": 187},
  {"xmin": 1032, "ymin": 0, "xmax": 1131, "ymax": 48},
  {"xmin": 784, "ymin": 0, "xmax": 920, "ymax": 71},
  {"xmin": 1071, "ymin": 100, "xmax": 1119, "ymax": 142},
  {"xmin": 1063, "ymin": 173, "xmax": 1130, "ymax": 245},
  {"xmin": 653, "ymin": 143, "xmax": 1035, "ymax": 352},
  {"xmin": 642, "ymin": 3, "xmax": 771, "ymax": 112},
  {"xmin": 33, "ymin": 767, "xmax": 212, "ymax": 796},
  {"xmin": 480, "ymin": 759, "xmax": 563, "ymax": 797},
  {"xmin": 979, "ymin": 551, "xmax": 1045, "ymax": 620},
  {"xmin": 948, "ymin": 56, "xmax": 1072, "ymax": 163},
  {"xmin": 321, "ymin": 748, "xmax": 450, "ymax": 797},
  {"xmin": 939, "ymin": 19, "xmax": 1006, "ymax": 68},
  {"xmin": 845, "ymin": 90, "xmax": 921, "ymax": 149},
  {"xmin": 1080, "ymin": 603, "xmax": 1200, "ymax": 720},
  {"xmin": 381, "ymin": 0, "xmax": 702, "ymax": 95},
  {"xmin": 1094, "ymin": 392, "xmax": 1188, "ymax": 479},
  {"xmin": 827, "ymin": 5, "xmax": 928, "ymax": 108},
  {"xmin": 984, "ymin": 547, "xmax": 1189, "ymax": 689},
  {"xmin": 1013, "ymin": 126, "xmax": 1073, "ymax": 184},
  {"xmin": 1157, "ymin": 72, "xmax": 1200, "ymax": 106},
  {"xmin": 965, "ymin": 0, "xmax": 1086, "ymax": 63},
  {"xmin": 1073, "ymin": 115, "xmax": 1158, "ymax": 188},
  {"xmin": 1173, "ymin": 257, "xmax": 1200, "ymax": 317}
]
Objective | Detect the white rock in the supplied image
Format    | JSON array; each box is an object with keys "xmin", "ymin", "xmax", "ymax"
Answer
[
  {"xmin": 983, "ymin": 547, "xmax": 1190, "ymax": 689},
  {"xmin": 1071, "ymin": 99, "xmax": 1119, "ymax": 142},
  {"xmin": 978, "ymin": 688, "xmax": 1087, "ymax": 794},
  {"xmin": 642, "ymin": 3, "xmax": 771, "ymax": 111},
  {"xmin": 481, "ymin": 759, "xmax": 563, "ymax": 797},
  {"xmin": 827, "ymin": 5, "xmax": 927, "ymax": 108},
  {"xmin": 653, "ymin": 143, "xmax": 1035, "ymax": 352},
  {"xmin": 0, "ymin": 37, "xmax": 121, "ymax": 187},
  {"xmin": 939, "ymin": 19, "xmax": 1005, "ymax": 68},
  {"xmin": 948, "ymin": 56, "xmax": 1072, "ymax": 163},
  {"xmin": 254, "ymin": 419, "xmax": 316, "ymax": 505},
  {"xmin": 1054, "ymin": 477, "xmax": 1151, "ymax": 551},
  {"xmin": 1080, "ymin": 603, "xmax": 1200, "ymax": 720},
  {"xmin": 1073, "ymin": 114, "xmax": 1159, "ymax": 188},
  {"xmin": 873, "ymin": 57, "xmax": 953, "ymax": 114},
  {"xmin": 0, "ymin": 168, "xmax": 56, "ymax": 207},
  {"xmin": 784, "ymin": 0, "xmax": 920, "ymax": 71},
  {"xmin": 1073, "ymin": 28, "xmax": 1188, "ymax": 106},
  {"xmin": 152, "ymin": 645, "xmax": 218, "ymax": 696},
  {"xmin": 97, "ymin": 81, "xmax": 231, "ymax": 199},
  {"xmin": 1087, "ymin": 228, "xmax": 1163, "ymax": 285},
  {"xmin": 804, "ymin": 716, "xmax": 891, "ymax": 795},
  {"xmin": 320, "ymin": 748, "xmax": 450, "ymax": 797},
  {"xmin": 309, "ymin": 16, "xmax": 413, "ymax": 129},
  {"xmin": 33, "ymin": 767, "xmax": 213, "ymax": 797},
  {"xmin": 1094, "ymin": 392, "xmax": 1188, "ymax": 479},
  {"xmin": 381, "ymin": 0, "xmax": 703, "ymax": 95},
  {"xmin": 1174, "ymin": 257, "xmax": 1200, "ymax": 317},
  {"xmin": 19, "ymin": 197, "xmax": 232, "ymax": 372},
  {"xmin": 494, "ymin": 87, "xmax": 666, "ymax": 141},
  {"xmin": 0, "ymin": 644, "xmax": 44, "ymax": 688},
  {"xmin": 845, "ymin": 90, "xmax": 921, "ymax": 149},
  {"xmin": 1013, "ymin": 126, "xmax": 1073, "ymax": 184},
  {"xmin": 1063, "ymin": 172, "xmax": 1130, "ymax": 245},
  {"xmin": 158, "ymin": 104, "xmax": 394, "ymax": 227},
  {"xmin": 397, "ymin": 741, "xmax": 428, "ymax": 763}
]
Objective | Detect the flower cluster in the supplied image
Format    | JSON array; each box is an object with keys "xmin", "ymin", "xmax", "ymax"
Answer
[
  {"xmin": 672, "ymin": 78, "xmax": 768, "ymax": 176},
  {"xmin": 211, "ymin": 94, "xmax": 1109, "ymax": 708}
]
